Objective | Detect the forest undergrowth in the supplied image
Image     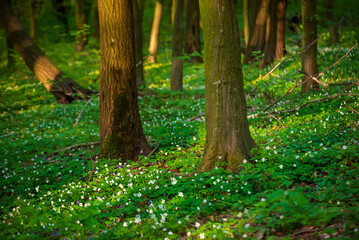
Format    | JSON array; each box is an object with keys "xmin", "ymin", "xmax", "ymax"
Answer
[{"xmin": 0, "ymin": 27, "xmax": 359, "ymax": 239}]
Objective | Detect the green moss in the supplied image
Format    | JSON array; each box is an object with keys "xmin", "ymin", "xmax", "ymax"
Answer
[{"xmin": 99, "ymin": 134, "xmax": 125, "ymax": 160}]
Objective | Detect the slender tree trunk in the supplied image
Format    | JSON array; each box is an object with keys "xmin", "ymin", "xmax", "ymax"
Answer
[
  {"xmin": 52, "ymin": 0, "xmax": 70, "ymax": 34},
  {"xmin": 185, "ymin": 0, "xmax": 202, "ymax": 63},
  {"xmin": 0, "ymin": 0, "xmax": 95, "ymax": 103},
  {"xmin": 170, "ymin": 0, "xmax": 183, "ymax": 91},
  {"xmin": 148, "ymin": 0, "xmax": 163, "ymax": 63},
  {"xmin": 75, "ymin": 0, "xmax": 91, "ymax": 51},
  {"xmin": 92, "ymin": 0, "xmax": 100, "ymax": 41},
  {"xmin": 98, "ymin": 0, "xmax": 150, "ymax": 160},
  {"xmin": 243, "ymin": 0, "xmax": 250, "ymax": 47},
  {"xmin": 260, "ymin": 0, "xmax": 286, "ymax": 68},
  {"xmin": 198, "ymin": 0, "xmax": 257, "ymax": 173},
  {"xmin": 133, "ymin": 0, "xmax": 146, "ymax": 87},
  {"xmin": 301, "ymin": 0, "xmax": 319, "ymax": 93},
  {"xmin": 244, "ymin": 0, "xmax": 270, "ymax": 64},
  {"xmin": 29, "ymin": 0, "xmax": 39, "ymax": 42},
  {"xmin": 324, "ymin": 0, "xmax": 338, "ymax": 44}
]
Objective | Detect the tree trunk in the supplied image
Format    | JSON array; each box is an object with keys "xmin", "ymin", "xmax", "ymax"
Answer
[
  {"xmin": 170, "ymin": 0, "xmax": 183, "ymax": 91},
  {"xmin": 52, "ymin": 0, "xmax": 70, "ymax": 34},
  {"xmin": 301, "ymin": 0, "xmax": 319, "ymax": 93},
  {"xmin": 244, "ymin": 0, "xmax": 270, "ymax": 64},
  {"xmin": 260, "ymin": 0, "xmax": 286, "ymax": 68},
  {"xmin": 98, "ymin": 0, "xmax": 150, "ymax": 160},
  {"xmin": 75, "ymin": 0, "xmax": 91, "ymax": 51},
  {"xmin": 243, "ymin": 0, "xmax": 250, "ymax": 47},
  {"xmin": 29, "ymin": 0, "xmax": 40, "ymax": 42},
  {"xmin": 133, "ymin": 0, "xmax": 146, "ymax": 87},
  {"xmin": 92, "ymin": 0, "xmax": 100, "ymax": 41},
  {"xmin": 185, "ymin": 0, "xmax": 202, "ymax": 63},
  {"xmin": 0, "ymin": 0, "xmax": 95, "ymax": 103},
  {"xmin": 198, "ymin": 0, "xmax": 257, "ymax": 173},
  {"xmin": 324, "ymin": 0, "xmax": 338, "ymax": 44},
  {"xmin": 148, "ymin": 0, "xmax": 163, "ymax": 64}
]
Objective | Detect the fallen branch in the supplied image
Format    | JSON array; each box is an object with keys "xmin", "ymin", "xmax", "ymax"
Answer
[
  {"xmin": 75, "ymin": 97, "xmax": 94, "ymax": 125},
  {"xmin": 186, "ymin": 113, "xmax": 205, "ymax": 121},
  {"xmin": 299, "ymin": 71, "xmax": 329, "ymax": 88},
  {"xmin": 87, "ymin": 150, "xmax": 97, "ymax": 183},
  {"xmin": 246, "ymin": 86, "xmax": 258, "ymax": 101},
  {"xmin": 147, "ymin": 141, "xmax": 161, "ymax": 158},
  {"xmin": 0, "ymin": 132, "xmax": 17, "ymax": 138},
  {"xmin": 267, "ymin": 113, "xmax": 286, "ymax": 128},
  {"xmin": 52, "ymin": 142, "xmax": 100, "ymax": 155},
  {"xmin": 317, "ymin": 43, "xmax": 357, "ymax": 79}
]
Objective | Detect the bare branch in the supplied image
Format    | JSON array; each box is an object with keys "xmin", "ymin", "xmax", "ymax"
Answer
[
  {"xmin": 52, "ymin": 142, "xmax": 100, "ymax": 155},
  {"xmin": 75, "ymin": 97, "xmax": 94, "ymax": 125}
]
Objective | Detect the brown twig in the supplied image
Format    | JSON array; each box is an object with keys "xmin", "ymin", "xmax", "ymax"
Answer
[
  {"xmin": 147, "ymin": 141, "xmax": 161, "ymax": 158},
  {"xmin": 52, "ymin": 142, "xmax": 100, "ymax": 155},
  {"xmin": 75, "ymin": 97, "xmax": 94, "ymax": 125},
  {"xmin": 317, "ymin": 43, "xmax": 358, "ymax": 79},
  {"xmin": 299, "ymin": 71, "xmax": 329, "ymax": 88},
  {"xmin": 186, "ymin": 113, "xmax": 205, "ymax": 121},
  {"xmin": 267, "ymin": 113, "xmax": 286, "ymax": 128},
  {"xmin": 87, "ymin": 150, "xmax": 97, "ymax": 183},
  {"xmin": 246, "ymin": 86, "xmax": 258, "ymax": 101},
  {"xmin": 263, "ymin": 39, "xmax": 318, "ymax": 80},
  {"xmin": 320, "ymin": 88, "xmax": 359, "ymax": 115}
]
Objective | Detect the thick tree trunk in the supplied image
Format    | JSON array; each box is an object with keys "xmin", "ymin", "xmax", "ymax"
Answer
[
  {"xmin": 185, "ymin": 0, "xmax": 202, "ymax": 63},
  {"xmin": 260, "ymin": 0, "xmax": 286, "ymax": 68},
  {"xmin": 198, "ymin": 0, "xmax": 257, "ymax": 173},
  {"xmin": 29, "ymin": 0, "xmax": 40, "ymax": 42},
  {"xmin": 75, "ymin": 0, "xmax": 91, "ymax": 51},
  {"xmin": 244, "ymin": 0, "xmax": 270, "ymax": 64},
  {"xmin": 92, "ymin": 0, "xmax": 100, "ymax": 41},
  {"xmin": 301, "ymin": 0, "xmax": 319, "ymax": 93},
  {"xmin": 170, "ymin": 0, "xmax": 183, "ymax": 91},
  {"xmin": 324, "ymin": 0, "xmax": 338, "ymax": 44},
  {"xmin": 133, "ymin": 0, "xmax": 146, "ymax": 87},
  {"xmin": 52, "ymin": 0, "xmax": 70, "ymax": 34},
  {"xmin": 98, "ymin": 0, "xmax": 150, "ymax": 160},
  {"xmin": 0, "ymin": 0, "xmax": 95, "ymax": 103},
  {"xmin": 148, "ymin": 0, "xmax": 163, "ymax": 64}
]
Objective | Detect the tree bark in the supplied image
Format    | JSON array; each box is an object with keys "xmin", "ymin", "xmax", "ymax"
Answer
[
  {"xmin": 198, "ymin": 0, "xmax": 257, "ymax": 173},
  {"xmin": 324, "ymin": 0, "xmax": 338, "ymax": 44},
  {"xmin": 133, "ymin": 0, "xmax": 146, "ymax": 87},
  {"xmin": 260, "ymin": 0, "xmax": 286, "ymax": 68},
  {"xmin": 185, "ymin": 0, "xmax": 202, "ymax": 63},
  {"xmin": 75, "ymin": 0, "xmax": 91, "ymax": 51},
  {"xmin": 244, "ymin": 0, "xmax": 270, "ymax": 64},
  {"xmin": 98, "ymin": 0, "xmax": 150, "ymax": 160},
  {"xmin": 148, "ymin": 0, "xmax": 163, "ymax": 64},
  {"xmin": 301, "ymin": 0, "xmax": 319, "ymax": 93},
  {"xmin": 170, "ymin": 0, "xmax": 183, "ymax": 91},
  {"xmin": 29, "ymin": 0, "xmax": 42, "ymax": 42},
  {"xmin": 0, "ymin": 0, "xmax": 95, "ymax": 103}
]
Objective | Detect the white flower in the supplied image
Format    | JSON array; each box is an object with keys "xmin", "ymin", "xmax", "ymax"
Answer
[
  {"xmin": 178, "ymin": 192, "xmax": 184, "ymax": 197},
  {"xmin": 342, "ymin": 145, "xmax": 347, "ymax": 150},
  {"xmin": 123, "ymin": 222, "xmax": 128, "ymax": 227},
  {"xmin": 245, "ymin": 223, "xmax": 250, "ymax": 228},
  {"xmin": 195, "ymin": 222, "xmax": 201, "ymax": 228},
  {"xmin": 218, "ymin": 156, "xmax": 222, "ymax": 159},
  {"xmin": 168, "ymin": 231, "xmax": 173, "ymax": 235},
  {"xmin": 293, "ymin": 164, "xmax": 297, "ymax": 167},
  {"xmin": 243, "ymin": 234, "xmax": 248, "ymax": 238},
  {"xmin": 261, "ymin": 198, "xmax": 266, "ymax": 202},
  {"xmin": 200, "ymin": 233, "xmax": 205, "ymax": 239},
  {"xmin": 237, "ymin": 212, "xmax": 242, "ymax": 218},
  {"xmin": 187, "ymin": 232, "xmax": 191, "ymax": 236},
  {"xmin": 243, "ymin": 159, "xmax": 247, "ymax": 163},
  {"xmin": 279, "ymin": 165, "xmax": 283, "ymax": 169},
  {"xmin": 266, "ymin": 146, "xmax": 270, "ymax": 150}
]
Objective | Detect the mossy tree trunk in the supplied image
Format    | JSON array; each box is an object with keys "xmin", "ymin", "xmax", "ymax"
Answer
[
  {"xmin": 301, "ymin": 0, "xmax": 319, "ymax": 93},
  {"xmin": 0, "ymin": 0, "xmax": 95, "ymax": 103},
  {"xmin": 98, "ymin": 0, "xmax": 150, "ymax": 160},
  {"xmin": 260, "ymin": 0, "xmax": 287, "ymax": 68},
  {"xmin": 198, "ymin": 0, "xmax": 257, "ymax": 173},
  {"xmin": 324, "ymin": 0, "xmax": 338, "ymax": 44},
  {"xmin": 75, "ymin": 0, "xmax": 91, "ymax": 51},
  {"xmin": 170, "ymin": 0, "xmax": 183, "ymax": 91},
  {"xmin": 244, "ymin": 0, "xmax": 270, "ymax": 64},
  {"xmin": 133, "ymin": 0, "xmax": 146, "ymax": 87},
  {"xmin": 185, "ymin": 0, "xmax": 202, "ymax": 63},
  {"xmin": 147, "ymin": 0, "xmax": 163, "ymax": 63}
]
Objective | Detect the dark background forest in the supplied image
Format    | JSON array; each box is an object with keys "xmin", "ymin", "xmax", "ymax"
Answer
[{"xmin": 0, "ymin": 0, "xmax": 358, "ymax": 239}]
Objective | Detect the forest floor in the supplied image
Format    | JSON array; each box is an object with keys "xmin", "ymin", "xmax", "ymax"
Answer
[{"xmin": 0, "ymin": 28, "xmax": 359, "ymax": 239}]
